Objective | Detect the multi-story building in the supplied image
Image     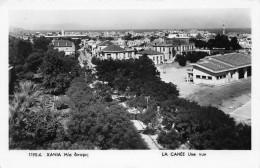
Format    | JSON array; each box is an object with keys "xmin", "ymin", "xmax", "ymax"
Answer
[
  {"xmin": 102, "ymin": 44, "xmax": 136, "ymax": 60},
  {"xmin": 52, "ymin": 40, "xmax": 75, "ymax": 56},
  {"xmin": 152, "ymin": 37, "xmax": 195, "ymax": 62},
  {"xmin": 136, "ymin": 49, "xmax": 165, "ymax": 65}
]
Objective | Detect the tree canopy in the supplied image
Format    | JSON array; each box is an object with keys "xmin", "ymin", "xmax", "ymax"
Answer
[
  {"xmin": 39, "ymin": 49, "xmax": 81, "ymax": 95},
  {"xmin": 189, "ymin": 34, "xmax": 242, "ymax": 50}
]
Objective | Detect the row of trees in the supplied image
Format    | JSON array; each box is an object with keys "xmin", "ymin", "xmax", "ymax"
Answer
[
  {"xmin": 174, "ymin": 51, "xmax": 208, "ymax": 66},
  {"xmin": 65, "ymin": 77, "xmax": 148, "ymax": 149},
  {"xmin": 92, "ymin": 55, "xmax": 179, "ymax": 100},
  {"xmin": 9, "ymin": 36, "xmax": 148, "ymax": 149},
  {"xmin": 93, "ymin": 55, "xmax": 251, "ymax": 150},
  {"xmin": 9, "ymin": 36, "xmax": 81, "ymax": 95},
  {"xmin": 190, "ymin": 34, "xmax": 242, "ymax": 50}
]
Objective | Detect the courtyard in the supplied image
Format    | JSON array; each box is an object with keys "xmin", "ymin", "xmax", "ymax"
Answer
[{"xmin": 157, "ymin": 63, "xmax": 251, "ymax": 124}]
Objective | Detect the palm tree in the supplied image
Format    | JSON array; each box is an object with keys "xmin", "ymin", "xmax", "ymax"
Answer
[{"xmin": 9, "ymin": 81, "xmax": 41, "ymax": 124}]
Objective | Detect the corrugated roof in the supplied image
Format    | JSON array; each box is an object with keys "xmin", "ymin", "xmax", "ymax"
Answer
[
  {"xmin": 211, "ymin": 53, "xmax": 251, "ymax": 67},
  {"xmin": 137, "ymin": 49, "xmax": 164, "ymax": 55},
  {"xmin": 53, "ymin": 40, "xmax": 73, "ymax": 47},
  {"xmin": 102, "ymin": 45, "xmax": 125, "ymax": 52},
  {"xmin": 193, "ymin": 53, "xmax": 251, "ymax": 73}
]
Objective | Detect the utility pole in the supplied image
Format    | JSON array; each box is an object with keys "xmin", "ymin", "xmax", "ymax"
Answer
[{"xmin": 145, "ymin": 96, "xmax": 150, "ymax": 110}]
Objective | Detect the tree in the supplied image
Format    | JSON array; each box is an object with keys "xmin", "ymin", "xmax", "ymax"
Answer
[
  {"xmin": 9, "ymin": 81, "xmax": 66, "ymax": 149},
  {"xmin": 33, "ymin": 36, "xmax": 52, "ymax": 52},
  {"xmin": 9, "ymin": 36, "xmax": 32, "ymax": 66},
  {"xmin": 175, "ymin": 54, "xmax": 187, "ymax": 66},
  {"xmin": 9, "ymin": 81, "xmax": 41, "ymax": 125},
  {"xmin": 39, "ymin": 49, "xmax": 81, "ymax": 95},
  {"xmin": 230, "ymin": 37, "xmax": 242, "ymax": 50},
  {"xmin": 157, "ymin": 99, "xmax": 251, "ymax": 150},
  {"xmin": 157, "ymin": 130, "xmax": 181, "ymax": 149},
  {"xmin": 186, "ymin": 51, "xmax": 208, "ymax": 63},
  {"xmin": 196, "ymin": 33, "xmax": 204, "ymax": 40},
  {"xmin": 24, "ymin": 52, "xmax": 44, "ymax": 73}
]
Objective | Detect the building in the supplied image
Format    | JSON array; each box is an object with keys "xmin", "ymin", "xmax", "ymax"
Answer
[
  {"xmin": 165, "ymin": 37, "xmax": 195, "ymax": 54},
  {"xmin": 94, "ymin": 40, "xmax": 115, "ymax": 56},
  {"xmin": 52, "ymin": 40, "xmax": 75, "ymax": 56},
  {"xmin": 152, "ymin": 38, "xmax": 195, "ymax": 62},
  {"xmin": 102, "ymin": 44, "xmax": 136, "ymax": 60},
  {"xmin": 136, "ymin": 49, "xmax": 165, "ymax": 65},
  {"xmin": 187, "ymin": 53, "xmax": 251, "ymax": 85}
]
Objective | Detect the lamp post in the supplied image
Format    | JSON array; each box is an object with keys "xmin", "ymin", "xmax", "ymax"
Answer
[{"xmin": 145, "ymin": 96, "xmax": 150, "ymax": 110}]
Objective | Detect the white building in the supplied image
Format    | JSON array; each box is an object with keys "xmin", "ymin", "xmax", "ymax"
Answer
[
  {"xmin": 136, "ymin": 49, "xmax": 165, "ymax": 65},
  {"xmin": 102, "ymin": 44, "xmax": 136, "ymax": 60},
  {"xmin": 53, "ymin": 40, "xmax": 75, "ymax": 56},
  {"xmin": 187, "ymin": 53, "xmax": 251, "ymax": 85}
]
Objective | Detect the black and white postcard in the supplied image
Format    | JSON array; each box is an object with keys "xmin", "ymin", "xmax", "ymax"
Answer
[{"xmin": 0, "ymin": 0, "xmax": 260, "ymax": 167}]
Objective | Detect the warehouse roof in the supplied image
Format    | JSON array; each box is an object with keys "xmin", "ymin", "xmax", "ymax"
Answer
[{"xmin": 192, "ymin": 53, "xmax": 251, "ymax": 73}]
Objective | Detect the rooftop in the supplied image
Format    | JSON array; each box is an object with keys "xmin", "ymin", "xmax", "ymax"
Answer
[
  {"xmin": 53, "ymin": 40, "xmax": 73, "ymax": 47},
  {"xmin": 102, "ymin": 44, "xmax": 125, "ymax": 52},
  {"xmin": 192, "ymin": 53, "xmax": 251, "ymax": 73},
  {"xmin": 98, "ymin": 40, "xmax": 114, "ymax": 46},
  {"xmin": 137, "ymin": 49, "xmax": 164, "ymax": 55}
]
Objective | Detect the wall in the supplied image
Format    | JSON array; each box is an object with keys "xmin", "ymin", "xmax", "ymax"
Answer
[
  {"xmin": 192, "ymin": 66, "xmax": 246, "ymax": 85},
  {"xmin": 54, "ymin": 43, "xmax": 75, "ymax": 56}
]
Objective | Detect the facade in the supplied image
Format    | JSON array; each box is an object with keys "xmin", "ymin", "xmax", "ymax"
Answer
[
  {"xmin": 136, "ymin": 49, "xmax": 165, "ymax": 65},
  {"xmin": 102, "ymin": 44, "xmax": 136, "ymax": 60},
  {"xmin": 94, "ymin": 40, "xmax": 114, "ymax": 56},
  {"xmin": 53, "ymin": 40, "xmax": 75, "ymax": 55},
  {"xmin": 188, "ymin": 53, "xmax": 251, "ymax": 85},
  {"xmin": 152, "ymin": 37, "xmax": 195, "ymax": 63}
]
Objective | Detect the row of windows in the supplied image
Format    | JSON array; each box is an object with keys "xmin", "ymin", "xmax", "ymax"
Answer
[
  {"xmin": 216, "ymin": 75, "xmax": 226, "ymax": 80},
  {"xmin": 156, "ymin": 46, "xmax": 194, "ymax": 53},
  {"xmin": 107, "ymin": 53, "xmax": 133, "ymax": 59},
  {"xmin": 196, "ymin": 75, "xmax": 212, "ymax": 80},
  {"xmin": 152, "ymin": 56, "xmax": 163, "ymax": 61},
  {"xmin": 196, "ymin": 75, "xmax": 227, "ymax": 80}
]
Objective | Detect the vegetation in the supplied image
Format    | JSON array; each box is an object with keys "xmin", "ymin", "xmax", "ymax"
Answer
[
  {"xmin": 9, "ymin": 81, "xmax": 67, "ymax": 149},
  {"xmin": 185, "ymin": 51, "xmax": 208, "ymax": 63},
  {"xmin": 9, "ymin": 35, "xmax": 250, "ymax": 150},
  {"xmin": 66, "ymin": 76, "xmax": 148, "ymax": 149},
  {"xmin": 39, "ymin": 49, "xmax": 81, "ymax": 95},
  {"xmin": 93, "ymin": 55, "xmax": 251, "ymax": 150},
  {"xmin": 174, "ymin": 54, "xmax": 187, "ymax": 66},
  {"xmin": 190, "ymin": 34, "xmax": 242, "ymax": 50}
]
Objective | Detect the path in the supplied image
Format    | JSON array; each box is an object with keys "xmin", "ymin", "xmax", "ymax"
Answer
[
  {"xmin": 131, "ymin": 120, "xmax": 163, "ymax": 150},
  {"xmin": 229, "ymin": 101, "xmax": 251, "ymax": 125}
]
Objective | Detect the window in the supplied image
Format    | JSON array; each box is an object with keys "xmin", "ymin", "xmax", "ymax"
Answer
[
  {"xmin": 208, "ymin": 76, "xmax": 212, "ymax": 80},
  {"xmin": 196, "ymin": 75, "xmax": 200, "ymax": 78},
  {"xmin": 217, "ymin": 75, "xmax": 226, "ymax": 79},
  {"xmin": 107, "ymin": 54, "xmax": 111, "ymax": 58},
  {"xmin": 202, "ymin": 76, "xmax": 206, "ymax": 79}
]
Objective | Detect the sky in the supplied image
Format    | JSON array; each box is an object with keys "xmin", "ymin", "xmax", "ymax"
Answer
[{"xmin": 9, "ymin": 9, "xmax": 251, "ymax": 30}]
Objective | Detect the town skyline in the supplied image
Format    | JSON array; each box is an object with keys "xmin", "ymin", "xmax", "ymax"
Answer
[{"xmin": 9, "ymin": 9, "xmax": 251, "ymax": 30}]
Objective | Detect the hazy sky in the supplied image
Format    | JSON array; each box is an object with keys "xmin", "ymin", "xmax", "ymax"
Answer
[{"xmin": 9, "ymin": 9, "xmax": 251, "ymax": 30}]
